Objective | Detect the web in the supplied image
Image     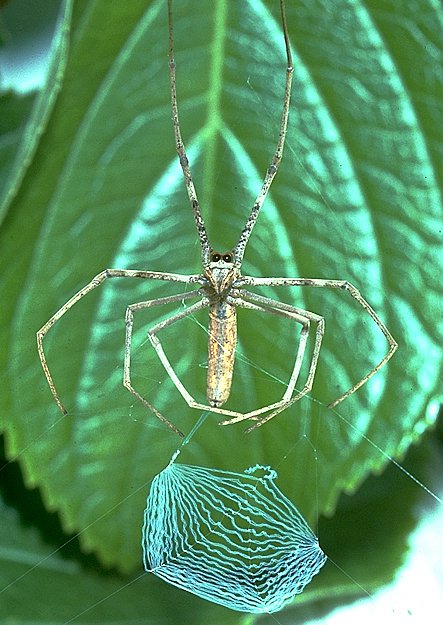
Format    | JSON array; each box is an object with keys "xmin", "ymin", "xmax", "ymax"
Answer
[{"xmin": 142, "ymin": 440, "xmax": 327, "ymax": 613}]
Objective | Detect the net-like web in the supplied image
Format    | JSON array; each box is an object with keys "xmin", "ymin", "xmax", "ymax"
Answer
[{"xmin": 142, "ymin": 461, "xmax": 326, "ymax": 613}]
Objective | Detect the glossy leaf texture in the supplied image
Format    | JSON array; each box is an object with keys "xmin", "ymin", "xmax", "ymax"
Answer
[
  {"xmin": 0, "ymin": 91, "xmax": 36, "ymax": 208},
  {"xmin": 0, "ymin": 0, "xmax": 442, "ymax": 621}
]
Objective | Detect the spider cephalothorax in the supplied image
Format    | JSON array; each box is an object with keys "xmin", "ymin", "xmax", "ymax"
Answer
[{"xmin": 204, "ymin": 252, "xmax": 239, "ymax": 296}]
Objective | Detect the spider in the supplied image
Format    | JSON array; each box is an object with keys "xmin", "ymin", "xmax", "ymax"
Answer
[{"xmin": 37, "ymin": 0, "xmax": 397, "ymax": 438}]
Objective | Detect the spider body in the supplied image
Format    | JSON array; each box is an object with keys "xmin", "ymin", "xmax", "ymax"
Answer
[
  {"xmin": 198, "ymin": 254, "xmax": 238, "ymax": 407},
  {"xmin": 207, "ymin": 297, "xmax": 237, "ymax": 408},
  {"xmin": 37, "ymin": 0, "xmax": 397, "ymax": 437}
]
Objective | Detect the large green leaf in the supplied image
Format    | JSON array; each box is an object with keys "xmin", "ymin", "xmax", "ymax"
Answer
[{"xmin": 1, "ymin": 0, "xmax": 442, "ymax": 621}]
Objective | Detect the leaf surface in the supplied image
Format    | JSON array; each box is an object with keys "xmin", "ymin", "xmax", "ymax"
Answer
[{"xmin": 0, "ymin": 0, "xmax": 442, "ymax": 620}]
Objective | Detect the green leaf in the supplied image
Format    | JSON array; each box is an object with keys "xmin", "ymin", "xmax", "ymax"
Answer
[
  {"xmin": 0, "ymin": 0, "xmax": 442, "ymax": 619},
  {"xmin": 0, "ymin": 90, "xmax": 36, "ymax": 202},
  {"xmin": 0, "ymin": 0, "xmax": 73, "ymax": 224}
]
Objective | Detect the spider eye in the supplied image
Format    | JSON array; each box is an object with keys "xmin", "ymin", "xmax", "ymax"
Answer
[
  {"xmin": 222, "ymin": 253, "xmax": 233, "ymax": 263},
  {"xmin": 211, "ymin": 253, "xmax": 221, "ymax": 262}
]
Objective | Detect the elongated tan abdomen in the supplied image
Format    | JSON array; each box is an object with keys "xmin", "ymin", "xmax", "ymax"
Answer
[{"xmin": 207, "ymin": 301, "xmax": 237, "ymax": 407}]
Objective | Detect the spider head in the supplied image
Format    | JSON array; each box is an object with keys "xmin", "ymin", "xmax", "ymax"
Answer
[
  {"xmin": 205, "ymin": 251, "xmax": 238, "ymax": 294},
  {"xmin": 210, "ymin": 251, "xmax": 234, "ymax": 265}
]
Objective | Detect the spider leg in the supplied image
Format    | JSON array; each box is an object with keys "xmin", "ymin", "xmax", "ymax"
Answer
[
  {"xmin": 239, "ymin": 289, "xmax": 325, "ymax": 403},
  {"xmin": 125, "ymin": 296, "xmax": 211, "ymax": 427},
  {"xmin": 232, "ymin": 0, "xmax": 293, "ymax": 266},
  {"xmin": 243, "ymin": 386, "xmax": 309, "ymax": 433},
  {"xmin": 37, "ymin": 268, "xmax": 201, "ymax": 417},
  {"xmin": 127, "ymin": 291, "xmax": 316, "ymax": 425},
  {"xmin": 238, "ymin": 287, "xmax": 324, "ymax": 433},
  {"xmin": 237, "ymin": 276, "xmax": 398, "ymax": 408},
  {"xmin": 167, "ymin": 0, "xmax": 211, "ymax": 267},
  {"xmin": 218, "ymin": 292, "xmax": 324, "ymax": 429},
  {"xmin": 124, "ymin": 289, "xmax": 203, "ymax": 437}
]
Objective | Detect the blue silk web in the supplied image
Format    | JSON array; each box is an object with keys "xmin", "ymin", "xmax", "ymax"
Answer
[{"xmin": 142, "ymin": 416, "xmax": 326, "ymax": 614}]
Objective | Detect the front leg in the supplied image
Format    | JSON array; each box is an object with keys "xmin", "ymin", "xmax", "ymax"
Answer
[
  {"xmin": 235, "ymin": 276, "xmax": 397, "ymax": 408},
  {"xmin": 123, "ymin": 290, "xmax": 203, "ymax": 437},
  {"xmin": 37, "ymin": 268, "xmax": 202, "ymax": 416}
]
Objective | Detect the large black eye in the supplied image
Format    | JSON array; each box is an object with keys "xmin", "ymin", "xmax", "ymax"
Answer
[
  {"xmin": 211, "ymin": 252, "xmax": 221, "ymax": 262},
  {"xmin": 222, "ymin": 253, "xmax": 233, "ymax": 263}
]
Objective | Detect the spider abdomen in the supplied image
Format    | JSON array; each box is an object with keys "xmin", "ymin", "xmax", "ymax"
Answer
[{"xmin": 207, "ymin": 301, "xmax": 237, "ymax": 408}]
